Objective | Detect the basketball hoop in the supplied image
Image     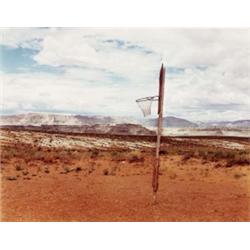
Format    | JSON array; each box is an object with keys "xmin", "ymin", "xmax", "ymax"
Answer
[
  {"xmin": 135, "ymin": 63, "xmax": 166, "ymax": 204},
  {"xmin": 136, "ymin": 95, "xmax": 158, "ymax": 117}
]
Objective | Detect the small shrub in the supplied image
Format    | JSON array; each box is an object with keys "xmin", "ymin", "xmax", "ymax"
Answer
[
  {"xmin": 181, "ymin": 152, "xmax": 194, "ymax": 162},
  {"xmin": 15, "ymin": 165, "xmax": 23, "ymax": 171},
  {"xmin": 234, "ymin": 173, "xmax": 247, "ymax": 179},
  {"xmin": 213, "ymin": 150, "xmax": 225, "ymax": 159},
  {"xmin": 75, "ymin": 167, "xmax": 82, "ymax": 173},
  {"xmin": 226, "ymin": 159, "xmax": 237, "ymax": 168},
  {"xmin": 169, "ymin": 172, "xmax": 177, "ymax": 180},
  {"xmin": 225, "ymin": 151, "xmax": 235, "ymax": 159},
  {"xmin": 44, "ymin": 154, "xmax": 54, "ymax": 164},
  {"xmin": 128, "ymin": 152, "xmax": 144, "ymax": 163},
  {"xmin": 88, "ymin": 166, "xmax": 95, "ymax": 174},
  {"xmin": 103, "ymin": 169, "xmax": 109, "ymax": 176},
  {"xmin": 33, "ymin": 151, "xmax": 45, "ymax": 161},
  {"xmin": 6, "ymin": 176, "xmax": 17, "ymax": 181},
  {"xmin": 214, "ymin": 163, "xmax": 222, "ymax": 168},
  {"xmin": 111, "ymin": 151, "xmax": 119, "ymax": 157},
  {"xmin": 1, "ymin": 159, "xmax": 6, "ymax": 164},
  {"xmin": 110, "ymin": 166, "xmax": 118, "ymax": 176},
  {"xmin": 62, "ymin": 166, "xmax": 70, "ymax": 174},
  {"xmin": 44, "ymin": 167, "xmax": 50, "ymax": 174},
  {"xmin": 60, "ymin": 166, "xmax": 75, "ymax": 174},
  {"xmin": 22, "ymin": 170, "xmax": 29, "ymax": 176},
  {"xmin": 55, "ymin": 151, "xmax": 71, "ymax": 163},
  {"xmin": 239, "ymin": 150, "xmax": 248, "ymax": 155},
  {"xmin": 198, "ymin": 150, "xmax": 206, "ymax": 158},
  {"xmin": 90, "ymin": 149, "xmax": 99, "ymax": 158},
  {"xmin": 159, "ymin": 149, "xmax": 168, "ymax": 155},
  {"xmin": 203, "ymin": 170, "xmax": 209, "ymax": 177},
  {"xmin": 235, "ymin": 158, "xmax": 250, "ymax": 166},
  {"xmin": 111, "ymin": 151, "xmax": 126, "ymax": 162}
]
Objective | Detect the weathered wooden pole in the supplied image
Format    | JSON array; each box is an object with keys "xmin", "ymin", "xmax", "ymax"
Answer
[{"xmin": 152, "ymin": 63, "xmax": 166, "ymax": 203}]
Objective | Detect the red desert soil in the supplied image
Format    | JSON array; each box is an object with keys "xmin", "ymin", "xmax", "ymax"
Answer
[{"xmin": 0, "ymin": 130, "xmax": 250, "ymax": 221}]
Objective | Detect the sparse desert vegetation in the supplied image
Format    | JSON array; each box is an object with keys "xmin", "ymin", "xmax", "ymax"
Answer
[{"xmin": 0, "ymin": 129, "xmax": 249, "ymax": 221}]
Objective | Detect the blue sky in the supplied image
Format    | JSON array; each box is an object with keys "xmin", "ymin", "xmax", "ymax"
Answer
[
  {"xmin": 0, "ymin": 45, "xmax": 64, "ymax": 74},
  {"xmin": 0, "ymin": 28, "xmax": 249, "ymax": 121}
]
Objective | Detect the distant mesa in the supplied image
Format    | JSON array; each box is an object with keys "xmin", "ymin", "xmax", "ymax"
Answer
[
  {"xmin": 144, "ymin": 116, "xmax": 198, "ymax": 128},
  {"xmin": 0, "ymin": 113, "xmax": 249, "ymax": 129},
  {"xmin": 203, "ymin": 120, "xmax": 250, "ymax": 129},
  {"xmin": 0, "ymin": 113, "xmax": 139, "ymax": 126},
  {"xmin": 0, "ymin": 113, "xmax": 154, "ymax": 136}
]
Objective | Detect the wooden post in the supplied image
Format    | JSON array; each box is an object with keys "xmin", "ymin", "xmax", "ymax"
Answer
[{"xmin": 152, "ymin": 63, "xmax": 165, "ymax": 203}]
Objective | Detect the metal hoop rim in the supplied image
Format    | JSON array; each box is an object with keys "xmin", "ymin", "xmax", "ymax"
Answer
[{"xmin": 135, "ymin": 95, "xmax": 159, "ymax": 103}]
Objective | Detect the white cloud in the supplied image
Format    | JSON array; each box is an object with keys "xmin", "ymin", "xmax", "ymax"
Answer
[
  {"xmin": 0, "ymin": 28, "xmax": 50, "ymax": 50},
  {"xmin": 0, "ymin": 28, "xmax": 249, "ymax": 121},
  {"xmin": 33, "ymin": 29, "xmax": 161, "ymax": 84},
  {"xmin": 0, "ymin": 71, "xmax": 149, "ymax": 117}
]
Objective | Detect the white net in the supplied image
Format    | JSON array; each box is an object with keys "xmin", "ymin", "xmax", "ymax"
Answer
[{"xmin": 136, "ymin": 96, "xmax": 158, "ymax": 117}]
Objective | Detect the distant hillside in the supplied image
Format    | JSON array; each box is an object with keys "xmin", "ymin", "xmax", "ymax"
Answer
[
  {"xmin": 145, "ymin": 116, "xmax": 198, "ymax": 128},
  {"xmin": 204, "ymin": 120, "xmax": 250, "ymax": 128},
  {"xmin": 0, "ymin": 113, "xmax": 139, "ymax": 126},
  {"xmin": 1, "ymin": 124, "xmax": 154, "ymax": 136},
  {"xmin": 0, "ymin": 113, "xmax": 249, "ymax": 129}
]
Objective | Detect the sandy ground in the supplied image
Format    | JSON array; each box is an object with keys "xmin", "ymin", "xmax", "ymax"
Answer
[{"xmin": 1, "ymin": 129, "xmax": 250, "ymax": 221}]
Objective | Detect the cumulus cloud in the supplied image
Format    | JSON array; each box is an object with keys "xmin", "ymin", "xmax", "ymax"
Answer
[
  {"xmin": 0, "ymin": 28, "xmax": 50, "ymax": 50},
  {"xmin": 0, "ymin": 28, "xmax": 249, "ymax": 121},
  {"xmin": 0, "ymin": 71, "xmax": 149, "ymax": 117}
]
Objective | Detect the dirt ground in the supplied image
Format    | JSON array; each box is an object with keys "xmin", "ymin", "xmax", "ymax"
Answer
[{"xmin": 1, "ymin": 129, "xmax": 250, "ymax": 221}]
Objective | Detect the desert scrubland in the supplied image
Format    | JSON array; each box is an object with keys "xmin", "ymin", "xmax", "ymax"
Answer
[{"xmin": 1, "ymin": 129, "xmax": 250, "ymax": 221}]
